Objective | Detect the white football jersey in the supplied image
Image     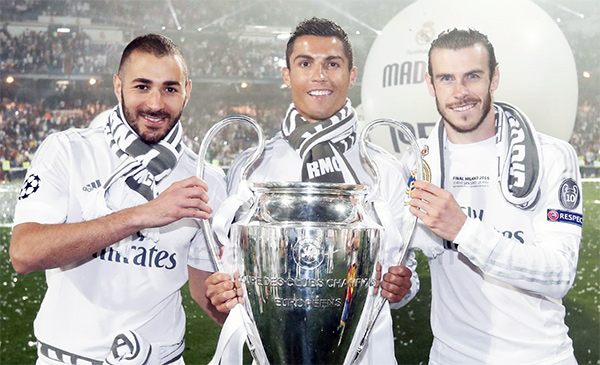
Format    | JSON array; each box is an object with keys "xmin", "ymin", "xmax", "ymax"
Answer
[
  {"xmin": 14, "ymin": 126, "xmax": 227, "ymax": 361},
  {"xmin": 424, "ymin": 134, "xmax": 582, "ymax": 364},
  {"xmin": 224, "ymin": 132, "xmax": 420, "ymax": 365}
]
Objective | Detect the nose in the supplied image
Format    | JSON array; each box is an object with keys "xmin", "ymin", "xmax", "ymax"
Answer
[
  {"xmin": 312, "ymin": 64, "xmax": 327, "ymax": 82},
  {"xmin": 146, "ymin": 89, "xmax": 164, "ymax": 110},
  {"xmin": 453, "ymin": 81, "xmax": 469, "ymax": 98}
]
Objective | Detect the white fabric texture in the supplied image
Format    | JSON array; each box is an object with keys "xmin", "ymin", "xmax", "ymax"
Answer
[
  {"xmin": 14, "ymin": 122, "xmax": 227, "ymax": 363},
  {"xmin": 415, "ymin": 106, "xmax": 582, "ymax": 364},
  {"xmin": 210, "ymin": 130, "xmax": 420, "ymax": 365},
  {"xmin": 281, "ymin": 98, "xmax": 359, "ymax": 183},
  {"xmin": 81, "ymin": 104, "xmax": 184, "ymax": 255}
]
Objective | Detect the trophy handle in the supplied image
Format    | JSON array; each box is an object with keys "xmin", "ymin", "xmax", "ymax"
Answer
[
  {"xmin": 350, "ymin": 119, "xmax": 423, "ymax": 365},
  {"xmin": 196, "ymin": 115, "xmax": 265, "ymax": 272}
]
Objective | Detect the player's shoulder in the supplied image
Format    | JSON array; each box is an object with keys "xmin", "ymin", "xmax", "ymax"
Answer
[
  {"xmin": 180, "ymin": 144, "xmax": 226, "ymax": 180},
  {"xmin": 229, "ymin": 133, "xmax": 285, "ymax": 174},
  {"xmin": 37, "ymin": 127, "xmax": 104, "ymax": 154},
  {"xmin": 537, "ymin": 132, "xmax": 578, "ymax": 165}
]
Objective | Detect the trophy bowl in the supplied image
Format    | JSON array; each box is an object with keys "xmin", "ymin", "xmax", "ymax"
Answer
[{"xmin": 232, "ymin": 182, "xmax": 382, "ymax": 364}]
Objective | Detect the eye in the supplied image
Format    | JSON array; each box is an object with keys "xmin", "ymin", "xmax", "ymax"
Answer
[
  {"xmin": 166, "ymin": 87, "xmax": 178, "ymax": 93},
  {"xmin": 467, "ymin": 73, "xmax": 480, "ymax": 80},
  {"xmin": 328, "ymin": 61, "xmax": 340, "ymax": 68},
  {"xmin": 440, "ymin": 75, "xmax": 453, "ymax": 83},
  {"xmin": 299, "ymin": 61, "xmax": 310, "ymax": 67},
  {"xmin": 135, "ymin": 84, "xmax": 148, "ymax": 90}
]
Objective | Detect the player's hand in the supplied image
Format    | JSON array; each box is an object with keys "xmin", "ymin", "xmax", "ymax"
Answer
[
  {"xmin": 138, "ymin": 176, "xmax": 212, "ymax": 228},
  {"xmin": 379, "ymin": 264, "xmax": 412, "ymax": 303},
  {"xmin": 205, "ymin": 271, "xmax": 244, "ymax": 313},
  {"xmin": 409, "ymin": 180, "xmax": 467, "ymax": 241}
]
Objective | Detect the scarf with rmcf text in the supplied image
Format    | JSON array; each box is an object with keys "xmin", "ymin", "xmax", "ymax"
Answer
[{"xmin": 281, "ymin": 99, "xmax": 360, "ymax": 184}]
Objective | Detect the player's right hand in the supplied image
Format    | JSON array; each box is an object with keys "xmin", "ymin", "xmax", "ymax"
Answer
[
  {"xmin": 205, "ymin": 271, "xmax": 244, "ymax": 313},
  {"xmin": 137, "ymin": 176, "xmax": 212, "ymax": 228}
]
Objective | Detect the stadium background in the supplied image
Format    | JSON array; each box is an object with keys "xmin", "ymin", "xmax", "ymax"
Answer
[{"xmin": 0, "ymin": 0, "xmax": 598, "ymax": 363}]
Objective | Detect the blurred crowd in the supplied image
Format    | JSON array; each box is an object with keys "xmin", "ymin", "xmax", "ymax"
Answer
[
  {"xmin": 2, "ymin": 94, "xmax": 598, "ymax": 181},
  {"xmin": 0, "ymin": 95, "xmax": 288, "ymax": 181},
  {"xmin": 0, "ymin": 0, "xmax": 598, "ymax": 180}
]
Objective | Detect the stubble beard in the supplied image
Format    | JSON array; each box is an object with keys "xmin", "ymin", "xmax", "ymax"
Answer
[
  {"xmin": 120, "ymin": 90, "xmax": 183, "ymax": 144},
  {"xmin": 436, "ymin": 89, "xmax": 493, "ymax": 135}
]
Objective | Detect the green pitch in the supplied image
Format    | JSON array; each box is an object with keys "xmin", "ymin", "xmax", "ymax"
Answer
[{"xmin": 1, "ymin": 182, "xmax": 598, "ymax": 364}]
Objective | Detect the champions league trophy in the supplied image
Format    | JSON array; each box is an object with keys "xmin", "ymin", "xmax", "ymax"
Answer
[{"xmin": 198, "ymin": 115, "xmax": 422, "ymax": 365}]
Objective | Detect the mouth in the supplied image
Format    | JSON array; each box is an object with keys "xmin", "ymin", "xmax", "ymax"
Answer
[
  {"xmin": 450, "ymin": 102, "xmax": 477, "ymax": 112},
  {"xmin": 308, "ymin": 89, "xmax": 332, "ymax": 97},
  {"xmin": 140, "ymin": 112, "xmax": 169, "ymax": 124}
]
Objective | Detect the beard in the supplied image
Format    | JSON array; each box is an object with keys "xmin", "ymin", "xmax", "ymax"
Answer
[
  {"xmin": 435, "ymin": 88, "xmax": 493, "ymax": 134},
  {"xmin": 121, "ymin": 90, "xmax": 183, "ymax": 144}
]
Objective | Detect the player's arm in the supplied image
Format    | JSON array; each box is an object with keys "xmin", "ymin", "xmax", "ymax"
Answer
[
  {"xmin": 410, "ymin": 143, "xmax": 582, "ymax": 299},
  {"xmin": 188, "ymin": 267, "xmax": 228, "ymax": 325},
  {"xmin": 205, "ymin": 271, "xmax": 244, "ymax": 314},
  {"xmin": 10, "ymin": 176, "xmax": 212, "ymax": 274}
]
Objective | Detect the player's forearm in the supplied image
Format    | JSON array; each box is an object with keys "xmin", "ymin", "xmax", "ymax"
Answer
[
  {"xmin": 456, "ymin": 218, "xmax": 579, "ymax": 299},
  {"xmin": 10, "ymin": 206, "xmax": 149, "ymax": 274},
  {"xmin": 188, "ymin": 267, "xmax": 228, "ymax": 325}
]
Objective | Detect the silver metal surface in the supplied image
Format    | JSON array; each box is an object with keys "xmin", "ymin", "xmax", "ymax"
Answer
[
  {"xmin": 232, "ymin": 182, "xmax": 382, "ymax": 364},
  {"xmin": 199, "ymin": 116, "xmax": 422, "ymax": 365}
]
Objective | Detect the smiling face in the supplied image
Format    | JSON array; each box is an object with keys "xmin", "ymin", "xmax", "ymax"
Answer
[
  {"xmin": 282, "ymin": 35, "xmax": 357, "ymax": 123},
  {"xmin": 113, "ymin": 50, "xmax": 191, "ymax": 144},
  {"xmin": 426, "ymin": 44, "xmax": 499, "ymax": 144}
]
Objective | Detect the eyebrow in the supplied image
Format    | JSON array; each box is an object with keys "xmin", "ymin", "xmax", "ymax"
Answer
[
  {"xmin": 132, "ymin": 78, "xmax": 182, "ymax": 87},
  {"xmin": 293, "ymin": 54, "xmax": 345, "ymax": 63},
  {"xmin": 434, "ymin": 68, "xmax": 485, "ymax": 79}
]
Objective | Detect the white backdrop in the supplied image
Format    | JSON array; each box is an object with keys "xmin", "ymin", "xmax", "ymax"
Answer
[{"xmin": 360, "ymin": 0, "xmax": 578, "ymax": 154}]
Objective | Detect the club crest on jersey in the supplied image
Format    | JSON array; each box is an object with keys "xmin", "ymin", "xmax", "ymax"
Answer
[
  {"xmin": 558, "ymin": 178, "xmax": 580, "ymax": 210},
  {"xmin": 420, "ymin": 145, "xmax": 432, "ymax": 183},
  {"xmin": 405, "ymin": 169, "xmax": 417, "ymax": 205},
  {"xmin": 547, "ymin": 209, "xmax": 583, "ymax": 227},
  {"xmin": 18, "ymin": 174, "xmax": 41, "ymax": 200}
]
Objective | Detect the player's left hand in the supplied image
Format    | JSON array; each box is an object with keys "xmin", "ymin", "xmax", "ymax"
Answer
[{"xmin": 378, "ymin": 263, "xmax": 412, "ymax": 303}]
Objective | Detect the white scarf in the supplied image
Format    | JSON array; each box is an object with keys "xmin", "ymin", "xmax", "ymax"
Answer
[
  {"xmin": 82, "ymin": 104, "xmax": 183, "ymax": 254},
  {"xmin": 281, "ymin": 99, "xmax": 359, "ymax": 184},
  {"xmin": 415, "ymin": 101, "xmax": 542, "ymax": 256}
]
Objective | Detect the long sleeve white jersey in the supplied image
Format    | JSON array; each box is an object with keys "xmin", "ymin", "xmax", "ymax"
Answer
[
  {"xmin": 418, "ymin": 133, "xmax": 582, "ymax": 365},
  {"xmin": 13, "ymin": 126, "xmax": 227, "ymax": 362}
]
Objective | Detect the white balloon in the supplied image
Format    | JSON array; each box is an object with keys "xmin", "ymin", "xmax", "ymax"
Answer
[{"xmin": 360, "ymin": 0, "xmax": 578, "ymax": 155}]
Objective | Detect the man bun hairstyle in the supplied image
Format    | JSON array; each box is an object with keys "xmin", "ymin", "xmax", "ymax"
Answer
[
  {"xmin": 286, "ymin": 17, "xmax": 353, "ymax": 70},
  {"xmin": 428, "ymin": 28, "xmax": 498, "ymax": 80}
]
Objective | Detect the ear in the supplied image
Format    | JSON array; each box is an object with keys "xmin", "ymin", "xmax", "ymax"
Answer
[
  {"xmin": 282, "ymin": 67, "xmax": 291, "ymax": 87},
  {"xmin": 349, "ymin": 66, "xmax": 358, "ymax": 88},
  {"xmin": 113, "ymin": 74, "xmax": 123, "ymax": 103},
  {"xmin": 425, "ymin": 72, "xmax": 435, "ymax": 97},
  {"xmin": 183, "ymin": 79, "xmax": 192, "ymax": 108},
  {"xmin": 490, "ymin": 65, "xmax": 500, "ymax": 93}
]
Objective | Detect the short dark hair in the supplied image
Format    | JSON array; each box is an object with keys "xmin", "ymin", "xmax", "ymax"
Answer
[
  {"xmin": 118, "ymin": 34, "xmax": 188, "ymax": 80},
  {"xmin": 286, "ymin": 17, "xmax": 353, "ymax": 70},
  {"xmin": 428, "ymin": 28, "xmax": 498, "ymax": 80}
]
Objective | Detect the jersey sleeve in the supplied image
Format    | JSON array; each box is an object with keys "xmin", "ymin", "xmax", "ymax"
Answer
[
  {"xmin": 455, "ymin": 138, "xmax": 582, "ymax": 299},
  {"xmin": 13, "ymin": 133, "xmax": 71, "ymax": 225}
]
